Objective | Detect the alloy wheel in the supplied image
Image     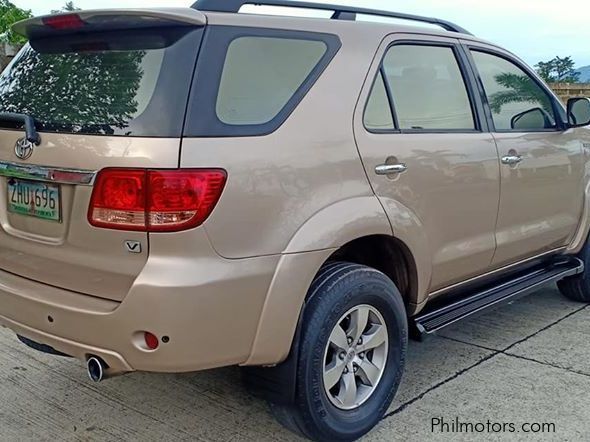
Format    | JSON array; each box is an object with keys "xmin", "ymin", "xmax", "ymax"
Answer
[{"xmin": 322, "ymin": 304, "xmax": 389, "ymax": 410}]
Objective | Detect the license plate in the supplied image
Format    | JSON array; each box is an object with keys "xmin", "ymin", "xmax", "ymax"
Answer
[{"xmin": 7, "ymin": 178, "xmax": 61, "ymax": 222}]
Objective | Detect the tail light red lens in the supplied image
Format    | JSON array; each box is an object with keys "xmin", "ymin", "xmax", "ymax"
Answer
[
  {"xmin": 147, "ymin": 170, "xmax": 227, "ymax": 231},
  {"xmin": 88, "ymin": 169, "xmax": 227, "ymax": 232},
  {"xmin": 89, "ymin": 169, "xmax": 146, "ymax": 231}
]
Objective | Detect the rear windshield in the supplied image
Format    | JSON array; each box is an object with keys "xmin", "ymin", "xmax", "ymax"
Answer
[{"xmin": 0, "ymin": 27, "xmax": 202, "ymax": 137}]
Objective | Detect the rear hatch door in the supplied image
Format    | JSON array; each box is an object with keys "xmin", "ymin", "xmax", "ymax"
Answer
[{"xmin": 0, "ymin": 9, "xmax": 205, "ymax": 301}]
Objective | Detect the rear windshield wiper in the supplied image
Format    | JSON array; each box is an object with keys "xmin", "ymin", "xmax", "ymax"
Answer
[{"xmin": 0, "ymin": 112, "xmax": 41, "ymax": 145}]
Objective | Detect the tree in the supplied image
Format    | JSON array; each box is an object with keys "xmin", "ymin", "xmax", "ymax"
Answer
[
  {"xmin": 488, "ymin": 72, "xmax": 553, "ymax": 115},
  {"xmin": 535, "ymin": 56, "xmax": 581, "ymax": 83},
  {"xmin": 0, "ymin": 0, "xmax": 32, "ymax": 44},
  {"xmin": 0, "ymin": 46, "xmax": 146, "ymax": 135},
  {"xmin": 51, "ymin": 2, "xmax": 81, "ymax": 14},
  {"xmin": 0, "ymin": 0, "xmax": 148, "ymax": 136}
]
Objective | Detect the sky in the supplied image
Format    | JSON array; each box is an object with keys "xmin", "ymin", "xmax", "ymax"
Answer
[{"xmin": 12, "ymin": 0, "xmax": 590, "ymax": 68}]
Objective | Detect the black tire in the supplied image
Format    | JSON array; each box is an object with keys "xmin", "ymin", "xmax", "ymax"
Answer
[
  {"xmin": 270, "ymin": 262, "xmax": 408, "ymax": 441},
  {"xmin": 558, "ymin": 240, "xmax": 590, "ymax": 302}
]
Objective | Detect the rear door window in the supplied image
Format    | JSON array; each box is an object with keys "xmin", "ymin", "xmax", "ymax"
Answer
[
  {"xmin": 380, "ymin": 44, "xmax": 476, "ymax": 131},
  {"xmin": 0, "ymin": 27, "xmax": 203, "ymax": 137}
]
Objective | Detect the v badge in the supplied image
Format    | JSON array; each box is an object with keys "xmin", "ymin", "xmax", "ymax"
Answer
[{"xmin": 124, "ymin": 240, "xmax": 142, "ymax": 254}]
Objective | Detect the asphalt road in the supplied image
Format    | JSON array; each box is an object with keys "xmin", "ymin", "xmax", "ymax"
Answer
[{"xmin": 0, "ymin": 284, "xmax": 588, "ymax": 441}]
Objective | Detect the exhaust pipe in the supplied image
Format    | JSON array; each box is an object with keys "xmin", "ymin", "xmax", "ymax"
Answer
[{"xmin": 87, "ymin": 356, "xmax": 108, "ymax": 383}]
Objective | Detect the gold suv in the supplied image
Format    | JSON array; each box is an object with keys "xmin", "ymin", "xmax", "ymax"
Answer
[{"xmin": 1, "ymin": 1, "xmax": 589, "ymax": 440}]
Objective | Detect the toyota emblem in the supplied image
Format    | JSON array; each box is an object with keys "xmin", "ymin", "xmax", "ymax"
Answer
[{"xmin": 14, "ymin": 137, "xmax": 34, "ymax": 160}]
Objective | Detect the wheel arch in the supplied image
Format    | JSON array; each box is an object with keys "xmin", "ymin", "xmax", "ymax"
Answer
[
  {"xmin": 241, "ymin": 233, "xmax": 420, "ymax": 406},
  {"xmin": 245, "ymin": 196, "xmax": 430, "ymax": 367},
  {"xmin": 326, "ymin": 234, "xmax": 419, "ymax": 308}
]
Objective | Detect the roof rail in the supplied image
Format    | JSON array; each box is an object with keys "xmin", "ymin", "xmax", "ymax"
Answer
[{"xmin": 191, "ymin": 0, "xmax": 472, "ymax": 35}]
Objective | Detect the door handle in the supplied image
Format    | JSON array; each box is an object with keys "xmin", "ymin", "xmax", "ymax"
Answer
[
  {"xmin": 375, "ymin": 163, "xmax": 407, "ymax": 175},
  {"xmin": 501, "ymin": 155, "xmax": 523, "ymax": 165}
]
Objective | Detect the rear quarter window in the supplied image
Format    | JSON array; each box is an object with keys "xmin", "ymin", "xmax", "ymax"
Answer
[
  {"xmin": 216, "ymin": 37, "xmax": 327, "ymax": 125},
  {"xmin": 185, "ymin": 26, "xmax": 341, "ymax": 137}
]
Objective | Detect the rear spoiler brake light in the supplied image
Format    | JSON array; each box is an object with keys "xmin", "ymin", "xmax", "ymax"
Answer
[
  {"xmin": 42, "ymin": 14, "xmax": 86, "ymax": 30},
  {"xmin": 13, "ymin": 8, "xmax": 207, "ymax": 40}
]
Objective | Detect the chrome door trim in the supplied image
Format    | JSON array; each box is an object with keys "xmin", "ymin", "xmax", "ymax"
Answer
[
  {"xmin": 0, "ymin": 161, "xmax": 96, "ymax": 186},
  {"xmin": 428, "ymin": 247, "xmax": 568, "ymax": 299}
]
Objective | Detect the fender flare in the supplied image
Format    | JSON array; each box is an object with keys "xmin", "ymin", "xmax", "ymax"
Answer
[
  {"xmin": 245, "ymin": 195, "xmax": 432, "ymax": 366},
  {"xmin": 282, "ymin": 196, "xmax": 392, "ymax": 253}
]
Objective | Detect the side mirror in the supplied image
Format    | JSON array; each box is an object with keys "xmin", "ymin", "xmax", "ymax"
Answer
[
  {"xmin": 510, "ymin": 107, "xmax": 553, "ymax": 130},
  {"xmin": 567, "ymin": 97, "xmax": 590, "ymax": 128}
]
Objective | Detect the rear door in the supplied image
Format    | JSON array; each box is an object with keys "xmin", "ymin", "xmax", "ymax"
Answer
[
  {"xmin": 466, "ymin": 45, "xmax": 585, "ymax": 267},
  {"xmin": 354, "ymin": 35, "xmax": 500, "ymax": 292},
  {"xmin": 0, "ymin": 11, "xmax": 204, "ymax": 301}
]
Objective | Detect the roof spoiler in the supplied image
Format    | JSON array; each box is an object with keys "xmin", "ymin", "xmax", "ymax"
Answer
[{"xmin": 13, "ymin": 8, "xmax": 207, "ymax": 40}]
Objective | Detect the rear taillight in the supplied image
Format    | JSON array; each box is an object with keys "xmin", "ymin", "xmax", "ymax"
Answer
[
  {"xmin": 88, "ymin": 169, "xmax": 227, "ymax": 232},
  {"xmin": 42, "ymin": 14, "xmax": 86, "ymax": 30}
]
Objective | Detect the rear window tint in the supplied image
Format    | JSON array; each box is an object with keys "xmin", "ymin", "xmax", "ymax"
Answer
[
  {"xmin": 184, "ymin": 26, "xmax": 341, "ymax": 137},
  {"xmin": 0, "ymin": 27, "xmax": 203, "ymax": 137},
  {"xmin": 216, "ymin": 37, "xmax": 327, "ymax": 125}
]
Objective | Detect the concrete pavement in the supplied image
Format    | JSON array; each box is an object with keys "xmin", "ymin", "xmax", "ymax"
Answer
[{"xmin": 0, "ymin": 284, "xmax": 588, "ymax": 441}]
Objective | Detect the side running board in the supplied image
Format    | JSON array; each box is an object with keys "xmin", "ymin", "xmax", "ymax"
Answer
[{"xmin": 413, "ymin": 256, "xmax": 584, "ymax": 338}]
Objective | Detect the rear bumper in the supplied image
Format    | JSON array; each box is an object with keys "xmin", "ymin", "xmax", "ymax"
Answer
[{"xmin": 0, "ymin": 230, "xmax": 280, "ymax": 374}]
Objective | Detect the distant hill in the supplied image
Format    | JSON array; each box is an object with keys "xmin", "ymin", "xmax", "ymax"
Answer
[{"xmin": 577, "ymin": 65, "xmax": 590, "ymax": 82}]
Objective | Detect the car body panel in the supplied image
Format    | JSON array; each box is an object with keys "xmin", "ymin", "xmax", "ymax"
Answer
[
  {"xmin": 490, "ymin": 130, "xmax": 585, "ymax": 266},
  {"xmin": 567, "ymin": 144, "xmax": 590, "ymax": 254},
  {"xmin": 0, "ymin": 228, "xmax": 279, "ymax": 373},
  {"xmin": 182, "ymin": 14, "xmax": 381, "ymax": 259},
  {"xmin": 283, "ymin": 196, "xmax": 392, "ymax": 253},
  {"xmin": 353, "ymin": 34, "xmax": 501, "ymax": 294},
  {"xmin": 245, "ymin": 248, "xmax": 336, "ymax": 365},
  {"xmin": 0, "ymin": 130, "xmax": 180, "ymax": 301}
]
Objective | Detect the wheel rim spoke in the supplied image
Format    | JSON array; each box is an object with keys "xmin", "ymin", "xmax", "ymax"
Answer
[
  {"xmin": 358, "ymin": 324, "xmax": 387, "ymax": 352},
  {"xmin": 328, "ymin": 323, "xmax": 349, "ymax": 351},
  {"xmin": 357, "ymin": 360, "xmax": 381, "ymax": 386},
  {"xmin": 323, "ymin": 359, "xmax": 346, "ymax": 390},
  {"xmin": 348, "ymin": 306, "xmax": 370, "ymax": 343},
  {"xmin": 336, "ymin": 369, "xmax": 357, "ymax": 408}
]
